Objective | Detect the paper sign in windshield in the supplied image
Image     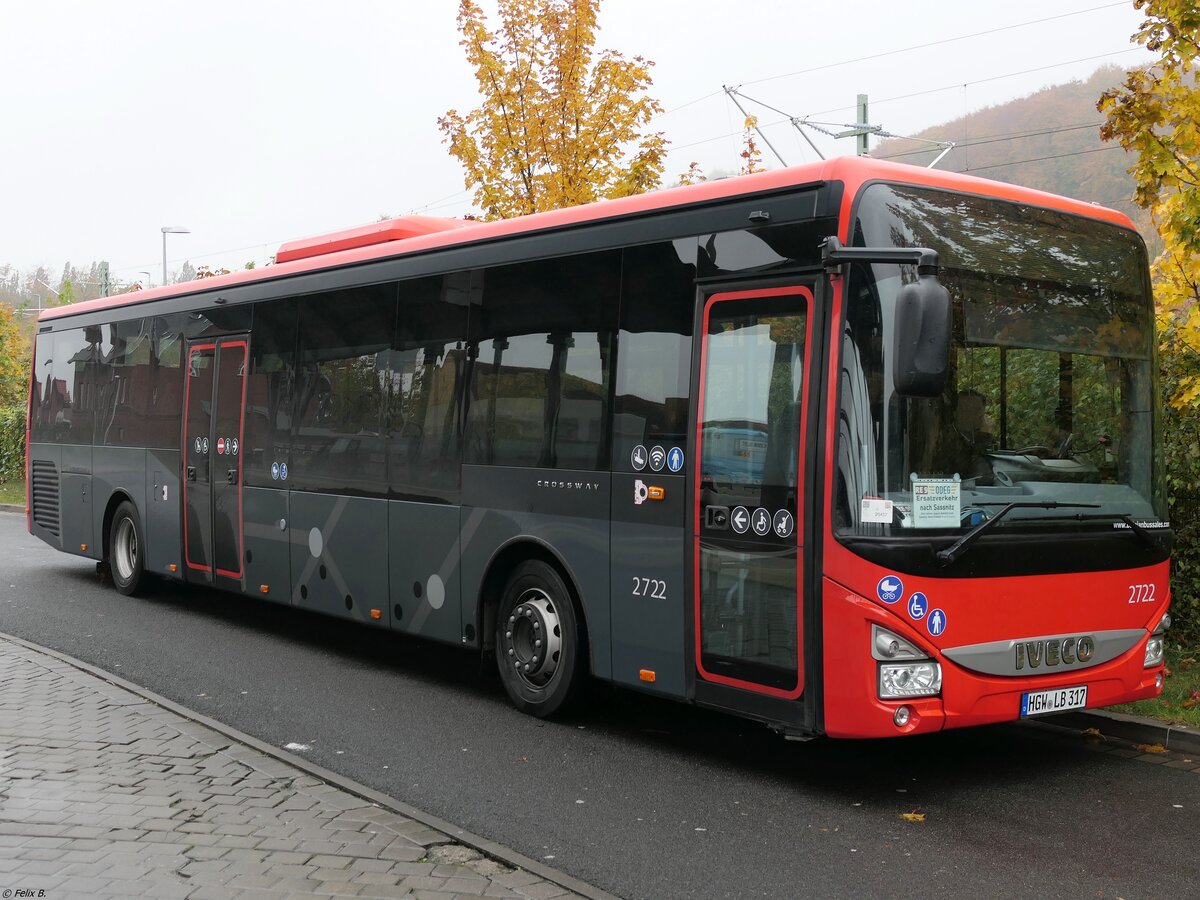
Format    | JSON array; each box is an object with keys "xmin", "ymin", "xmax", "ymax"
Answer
[
  {"xmin": 911, "ymin": 474, "xmax": 961, "ymax": 528},
  {"xmin": 861, "ymin": 497, "xmax": 894, "ymax": 524}
]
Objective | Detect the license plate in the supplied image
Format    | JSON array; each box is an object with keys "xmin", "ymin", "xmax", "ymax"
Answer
[{"xmin": 1020, "ymin": 685, "xmax": 1087, "ymax": 717}]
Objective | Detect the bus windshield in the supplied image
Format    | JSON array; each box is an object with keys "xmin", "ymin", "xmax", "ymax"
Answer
[{"xmin": 836, "ymin": 183, "xmax": 1165, "ymax": 535}]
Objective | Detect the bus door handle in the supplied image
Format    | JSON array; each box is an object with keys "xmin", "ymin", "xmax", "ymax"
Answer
[
  {"xmin": 186, "ymin": 466, "xmax": 196, "ymax": 482},
  {"xmin": 226, "ymin": 468, "xmax": 238, "ymax": 485}
]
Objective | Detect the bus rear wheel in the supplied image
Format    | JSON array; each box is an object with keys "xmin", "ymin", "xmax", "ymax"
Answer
[
  {"xmin": 495, "ymin": 560, "xmax": 585, "ymax": 718},
  {"xmin": 108, "ymin": 501, "xmax": 146, "ymax": 597}
]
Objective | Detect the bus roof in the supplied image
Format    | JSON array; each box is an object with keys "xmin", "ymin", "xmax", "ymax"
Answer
[{"xmin": 42, "ymin": 155, "xmax": 1139, "ymax": 323}]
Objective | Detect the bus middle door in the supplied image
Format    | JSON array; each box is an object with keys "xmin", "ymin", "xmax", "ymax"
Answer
[{"xmin": 183, "ymin": 335, "xmax": 249, "ymax": 587}]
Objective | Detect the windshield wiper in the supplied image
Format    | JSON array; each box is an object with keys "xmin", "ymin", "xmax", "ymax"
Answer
[{"xmin": 935, "ymin": 501, "xmax": 1099, "ymax": 567}]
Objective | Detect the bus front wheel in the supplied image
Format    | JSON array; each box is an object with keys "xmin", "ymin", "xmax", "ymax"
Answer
[
  {"xmin": 495, "ymin": 560, "xmax": 585, "ymax": 718},
  {"xmin": 108, "ymin": 501, "xmax": 147, "ymax": 597}
]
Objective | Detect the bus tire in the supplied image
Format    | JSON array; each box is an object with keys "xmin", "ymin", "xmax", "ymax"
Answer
[
  {"xmin": 108, "ymin": 500, "xmax": 147, "ymax": 597},
  {"xmin": 495, "ymin": 560, "xmax": 586, "ymax": 718}
]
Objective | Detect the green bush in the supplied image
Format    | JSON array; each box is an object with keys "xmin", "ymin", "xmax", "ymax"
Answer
[
  {"xmin": 0, "ymin": 404, "xmax": 24, "ymax": 485},
  {"xmin": 1159, "ymin": 324, "xmax": 1200, "ymax": 645}
]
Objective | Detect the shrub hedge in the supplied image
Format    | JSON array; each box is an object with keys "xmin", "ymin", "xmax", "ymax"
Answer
[
  {"xmin": 0, "ymin": 404, "xmax": 24, "ymax": 485},
  {"xmin": 1158, "ymin": 326, "xmax": 1200, "ymax": 644}
]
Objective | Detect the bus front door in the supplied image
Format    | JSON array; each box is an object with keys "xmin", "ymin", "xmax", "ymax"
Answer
[
  {"xmin": 693, "ymin": 285, "xmax": 814, "ymax": 714},
  {"xmin": 183, "ymin": 336, "xmax": 249, "ymax": 586}
]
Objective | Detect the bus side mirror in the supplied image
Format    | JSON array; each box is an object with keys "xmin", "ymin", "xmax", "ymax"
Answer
[{"xmin": 893, "ymin": 273, "xmax": 951, "ymax": 397}]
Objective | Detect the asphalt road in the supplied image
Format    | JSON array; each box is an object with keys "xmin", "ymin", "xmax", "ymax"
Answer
[{"xmin": 2, "ymin": 509, "xmax": 1198, "ymax": 899}]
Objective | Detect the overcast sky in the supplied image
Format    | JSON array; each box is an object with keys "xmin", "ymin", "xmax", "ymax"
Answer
[{"xmin": 0, "ymin": 0, "xmax": 1150, "ymax": 288}]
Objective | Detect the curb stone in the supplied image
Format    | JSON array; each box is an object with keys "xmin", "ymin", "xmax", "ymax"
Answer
[
  {"xmin": 0, "ymin": 629, "xmax": 618, "ymax": 900},
  {"xmin": 1042, "ymin": 708, "xmax": 1200, "ymax": 756}
]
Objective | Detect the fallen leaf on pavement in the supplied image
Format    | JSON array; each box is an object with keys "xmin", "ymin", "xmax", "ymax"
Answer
[
  {"xmin": 1135, "ymin": 743, "xmax": 1167, "ymax": 753},
  {"xmin": 898, "ymin": 811, "xmax": 926, "ymax": 823}
]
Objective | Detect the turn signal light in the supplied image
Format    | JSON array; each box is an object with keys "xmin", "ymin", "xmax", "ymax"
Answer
[
  {"xmin": 639, "ymin": 668, "xmax": 657, "ymax": 683},
  {"xmin": 260, "ymin": 584, "xmax": 270, "ymax": 594},
  {"xmin": 80, "ymin": 544, "xmax": 87, "ymax": 552},
  {"xmin": 168, "ymin": 564, "xmax": 178, "ymax": 572},
  {"xmin": 370, "ymin": 608, "xmax": 382, "ymax": 620},
  {"xmin": 647, "ymin": 486, "xmax": 665, "ymax": 501}
]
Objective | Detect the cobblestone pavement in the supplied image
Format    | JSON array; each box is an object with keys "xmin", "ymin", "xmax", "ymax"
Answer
[{"xmin": 0, "ymin": 636, "xmax": 587, "ymax": 899}]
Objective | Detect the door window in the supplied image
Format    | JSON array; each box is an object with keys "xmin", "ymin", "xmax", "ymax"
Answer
[{"xmin": 696, "ymin": 289, "xmax": 810, "ymax": 694}]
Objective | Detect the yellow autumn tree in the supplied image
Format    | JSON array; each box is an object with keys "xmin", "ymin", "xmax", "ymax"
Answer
[
  {"xmin": 438, "ymin": 0, "xmax": 667, "ymax": 220},
  {"xmin": 0, "ymin": 304, "xmax": 29, "ymax": 409},
  {"xmin": 1098, "ymin": 0, "xmax": 1200, "ymax": 407},
  {"xmin": 1099, "ymin": 0, "xmax": 1200, "ymax": 643}
]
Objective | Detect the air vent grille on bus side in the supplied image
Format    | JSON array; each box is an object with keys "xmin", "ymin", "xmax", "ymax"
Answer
[{"xmin": 31, "ymin": 459, "xmax": 60, "ymax": 537}]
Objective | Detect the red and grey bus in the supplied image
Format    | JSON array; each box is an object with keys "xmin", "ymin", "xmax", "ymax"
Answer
[{"xmin": 26, "ymin": 156, "xmax": 1170, "ymax": 738}]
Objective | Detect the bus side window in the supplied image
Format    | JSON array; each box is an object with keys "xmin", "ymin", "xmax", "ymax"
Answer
[
  {"xmin": 385, "ymin": 275, "xmax": 468, "ymax": 501},
  {"xmin": 96, "ymin": 318, "xmax": 151, "ymax": 449},
  {"xmin": 611, "ymin": 240, "xmax": 696, "ymax": 469},
  {"xmin": 464, "ymin": 251, "xmax": 619, "ymax": 472},
  {"xmin": 293, "ymin": 285, "xmax": 396, "ymax": 495},
  {"xmin": 245, "ymin": 300, "xmax": 298, "ymax": 487}
]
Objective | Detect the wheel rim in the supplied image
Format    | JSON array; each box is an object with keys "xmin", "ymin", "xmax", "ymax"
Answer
[
  {"xmin": 502, "ymin": 588, "xmax": 563, "ymax": 689},
  {"xmin": 114, "ymin": 517, "xmax": 137, "ymax": 582}
]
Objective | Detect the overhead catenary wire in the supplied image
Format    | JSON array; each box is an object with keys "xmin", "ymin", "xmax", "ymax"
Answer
[
  {"xmin": 739, "ymin": 1, "xmax": 1132, "ymax": 88},
  {"xmin": 667, "ymin": 42, "xmax": 1140, "ymax": 169},
  {"xmin": 805, "ymin": 48, "xmax": 1141, "ymax": 120},
  {"xmin": 875, "ymin": 122, "xmax": 1107, "ymax": 161},
  {"xmin": 954, "ymin": 144, "xmax": 1124, "ymax": 174},
  {"xmin": 654, "ymin": 2, "xmax": 1133, "ymax": 120}
]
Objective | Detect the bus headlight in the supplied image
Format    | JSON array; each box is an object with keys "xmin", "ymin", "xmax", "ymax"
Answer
[
  {"xmin": 878, "ymin": 661, "xmax": 943, "ymax": 698},
  {"xmin": 1145, "ymin": 614, "xmax": 1170, "ymax": 668},
  {"xmin": 1144, "ymin": 636, "xmax": 1165, "ymax": 668}
]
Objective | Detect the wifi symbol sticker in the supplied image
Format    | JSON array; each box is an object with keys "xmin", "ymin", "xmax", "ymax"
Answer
[{"xmin": 648, "ymin": 446, "xmax": 666, "ymax": 472}]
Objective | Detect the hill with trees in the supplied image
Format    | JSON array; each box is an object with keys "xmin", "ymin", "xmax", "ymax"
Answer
[{"xmin": 873, "ymin": 65, "xmax": 1154, "ymax": 251}]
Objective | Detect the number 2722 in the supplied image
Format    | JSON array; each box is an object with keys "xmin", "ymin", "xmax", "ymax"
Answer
[
  {"xmin": 633, "ymin": 577, "xmax": 667, "ymax": 599},
  {"xmin": 1128, "ymin": 583, "xmax": 1156, "ymax": 603}
]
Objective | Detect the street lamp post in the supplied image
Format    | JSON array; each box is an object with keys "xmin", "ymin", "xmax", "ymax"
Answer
[{"xmin": 161, "ymin": 226, "xmax": 190, "ymax": 286}]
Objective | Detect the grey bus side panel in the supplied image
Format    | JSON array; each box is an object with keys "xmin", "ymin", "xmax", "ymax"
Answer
[
  {"xmin": 609, "ymin": 470, "xmax": 688, "ymax": 699},
  {"xmin": 243, "ymin": 484, "xmax": 291, "ymax": 604},
  {"xmin": 460, "ymin": 466, "xmax": 612, "ymax": 681},
  {"xmin": 60, "ymin": 443, "xmax": 94, "ymax": 560},
  {"xmin": 389, "ymin": 500, "xmax": 462, "ymax": 645},
  {"xmin": 92, "ymin": 446, "xmax": 146, "ymax": 558},
  {"xmin": 289, "ymin": 491, "xmax": 391, "ymax": 628},
  {"xmin": 145, "ymin": 449, "xmax": 183, "ymax": 579}
]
